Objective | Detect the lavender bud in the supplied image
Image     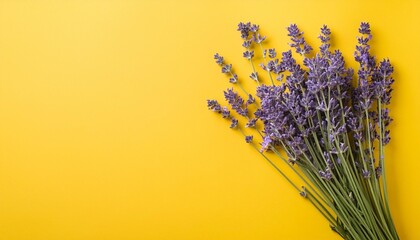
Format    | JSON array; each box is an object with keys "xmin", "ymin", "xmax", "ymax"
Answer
[
  {"xmin": 253, "ymin": 33, "xmax": 266, "ymax": 44},
  {"xmin": 362, "ymin": 170, "xmax": 371, "ymax": 179},
  {"xmin": 268, "ymin": 48, "xmax": 277, "ymax": 58},
  {"xmin": 214, "ymin": 53, "xmax": 224, "ymax": 65},
  {"xmin": 300, "ymin": 186, "xmax": 307, "ymax": 198},
  {"xmin": 243, "ymin": 50, "xmax": 254, "ymax": 60},
  {"xmin": 250, "ymin": 24, "xmax": 259, "ymax": 33},
  {"xmin": 250, "ymin": 72, "xmax": 259, "ymax": 81},
  {"xmin": 229, "ymin": 73, "xmax": 238, "ymax": 83},
  {"xmin": 245, "ymin": 118, "xmax": 257, "ymax": 128},
  {"xmin": 221, "ymin": 64, "xmax": 232, "ymax": 73},
  {"xmin": 375, "ymin": 166, "xmax": 382, "ymax": 179},
  {"xmin": 247, "ymin": 94, "xmax": 256, "ymax": 105},
  {"xmin": 224, "ymin": 88, "xmax": 248, "ymax": 117},
  {"xmin": 237, "ymin": 22, "xmax": 251, "ymax": 40},
  {"xmin": 221, "ymin": 107, "xmax": 230, "ymax": 118},
  {"xmin": 230, "ymin": 117, "xmax": 238, "ymax": 128},
  {"xmin": 242, "ymin": 40, "xmax": 252, "ymax": 48},
  {"xmin": 319, "ymin": 168, "xmax": 332, "ymax": 181},
  {"xmin": 359, "ymin": 22, "xmax": 371, "ymax": 35}
]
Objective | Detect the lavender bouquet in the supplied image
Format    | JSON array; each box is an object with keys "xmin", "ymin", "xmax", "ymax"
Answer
[{"xmin": 207, "ymin": 22, "xmax": 399, "ymax": 240}]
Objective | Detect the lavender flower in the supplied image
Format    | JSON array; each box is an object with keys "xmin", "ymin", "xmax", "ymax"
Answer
[
  {"xmin": 214, "ymin": 53, "xmax": 224, "ymax": 65},
  {"xmin": 246, "ymin": 94, "xmax": 256, "ymax": 105},
  {"xmin": 260, "ymin": 135, "xmax": 272, "ymax": 152},
  {"xmin": 319, "ymin": 25, "xmax": 331, "ymax": 54},
  {"xmin": 207, "ymin": 99, "xmax": 222, "ymax": 113},
  {"xmin": 287, "ymin": 24, "xmax": 313, "ymax": 55},
  {"xmin": 213, "ymin": 53, "xmax": 239, "ymax": 84},
  {"xmin": 237, "ymin": 22, "xmax": 251, "ymax": 40},
  {"xmin": 224, "ymin": 88, "xmax": 248, "ymax": 117},
  {"xmin": 253, "ymin": 33, "xmax": 266, "ymax": 44},
  {"xmin": 362, "ymin": 169, "xmax": 371, "ymax": 178},
  {"xmin": 268, "ymin": 48, "xmax": 277, "ymax": 58},
  {"xmin": 242, "ymin": 40, "xmax": 252, "ymax": 48},
  {"xmin": 230, "ymin": 117, "xmax": 238, "ymax": 128},
  {"xmin": 250, "ymin": 24, "xmax": 259, "ymax": 32},
  {"xmin": 319, "ymin": 168, "xmax": 333, "ymax": 181},
  {"xmin": 229, "ymin": 73, "xmax": 238, "ymax": 83},
  {"xmin": 250, "ymin": 72, "xmax": 258, "ymax": 81},
  {"xmin": 359, "ymin": 22, "xmax": 371, "ymax": 34},
  {"xmin": 245, "ymin": 118, "xmax": 257, "ymax": 128},
  {"xmin": 221, "ymin": 107, "xmax": 230, "ymax": 118},
  {"xmin": 221, "ymin": 64, "xmax": 232, "ymax": 73},
  {"xmin": 245, "ymin": 135, "xmax": 253, "ymax": 143},
  {"xmin": 243, "ymin": 50, "xmax": 254, "ymax": 59}
]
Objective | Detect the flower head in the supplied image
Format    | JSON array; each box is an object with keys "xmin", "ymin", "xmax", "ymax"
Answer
[
  {"xmin": 224, "ymin": 88, "xmax": 248, "ymax": 117},
  {"xmin": 207, "ymin": 99, "xmax": 222, "ymax": 113},
  {"xmin": 221, "ymin": 107, "xmax": 230, "ymax": 118},
  {"xmin": 237, "ymin": 22, "xmax": 251, "ymax": 39},
  {"xmin": 253, "ymin": 33, "xmax": 266, "ymax": 44},
  {"xmin": 319, "ymin": 25, "xmax": 331, "ymax": 53},
  {"xmin": 214, "ymin": 53, "xmax": 224, "ymax": 65},
  {"xmin": 359, "ymin": 22, "xmax": 371, "ymax": 34},
  {"xmin": 268, "ymin": 48, "xmax": 277, "ymax": 58},
  {"xmin": 230, "ymin": 117, "xmax": 238, "ymax": 128},
  {"xmin": 243, "ymin": 50, "xmax": 254, "ymax": 60},
  {"xmin": 287, "ymin": 24, "xmax": 313, "ymax": 55}
]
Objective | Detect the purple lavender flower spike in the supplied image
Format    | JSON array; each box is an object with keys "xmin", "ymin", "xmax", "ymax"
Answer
[
  {"xmin": 319, "ymin": 25, "xmax": 331, "ymax": 54},
  {"xmin": 213, "ymin": 53, "xmax": 240, "ymax": 85},
  {"xmin": 214, "ymin": 53, "xmax": 224, "ymax": 65},
  {"xmin": 237, "ymin": 22, "xmax": 251, "ymax": 40},
  {"xmin": 260, "ymin": 135, "xmax": 272, "ymax": 152},
  {"xmin": 287, "ymin": 24, "xmax": 300, "ymax": 37},
  {"xmin": 383, "ymin": 130, "xmax": 391, "ymax": 145},
  {"xmin": 359, "ymin": 22, "xmax": 371, "ymax": 34},
  {"xmin": 207, "ymin": 100, "xmax": 222, "ymax": 113},
  {"xmin": 373, "ymin": 59, "xmax": 394, "ymax": 104},
  {"xmin": 319, "ymin": 25, "xmax": 331, "ymax": 42},
  {"xmin": 287, "ymin": 24, "xmax": 313, "ymax": 55},
  {"xmin": 224, "ymin": 88, "xmax": 248, "ymax": 117}
]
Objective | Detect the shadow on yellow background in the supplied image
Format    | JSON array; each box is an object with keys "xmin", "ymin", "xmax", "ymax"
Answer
[{"xmin": 0, "ymin": 0, "xmax": 419, "ymax": 239}]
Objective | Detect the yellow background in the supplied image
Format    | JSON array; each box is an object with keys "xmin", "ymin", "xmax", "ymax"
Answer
[{"xmin": 0, "ymin": 0, "xmax": 419, "ymax": 239}]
